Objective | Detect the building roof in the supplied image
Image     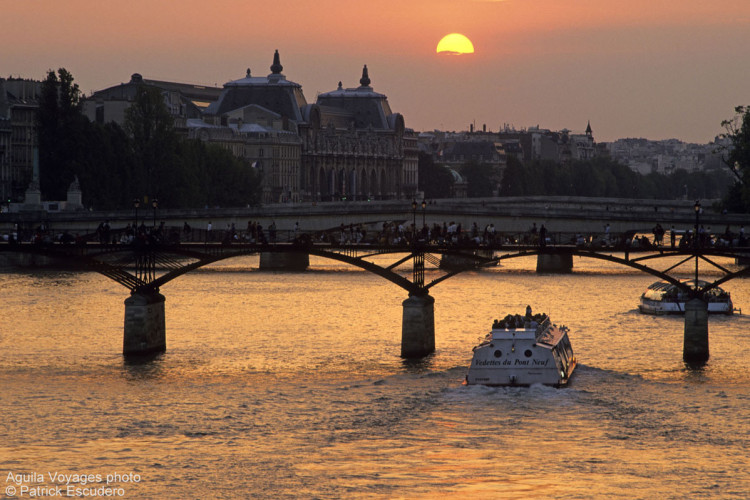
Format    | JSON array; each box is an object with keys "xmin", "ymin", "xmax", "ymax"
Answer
[
  {"xmin": 1, "ymin": 78, "xmax": 41, "ymax": 108},
  {"xmin": 443, "ymin": 141, "xmax": 500, "ymax": 162},
  {"xmin": 83, "ymin": 73, "xmax": 221, "ymax": 121},
  {"xmin": 316, "ymin": 65, "xmax": 398, "ymax": 130},
  {"xmin": 206, "ymin": 50, "xmax": 308, "ymax": 121},
  {"xmin": 87, "ymin": 73, "xmax": 221, "ymax": 103}
]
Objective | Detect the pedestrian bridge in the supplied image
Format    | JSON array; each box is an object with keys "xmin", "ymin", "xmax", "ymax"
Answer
[{"xmin": 2, "ymin": 233, "xmax": 748, "ymax": 366}]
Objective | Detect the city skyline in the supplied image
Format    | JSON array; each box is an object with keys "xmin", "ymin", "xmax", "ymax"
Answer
[{"xmin": 3, "ymin": 0, "xmax": 750, "ymax": 144}]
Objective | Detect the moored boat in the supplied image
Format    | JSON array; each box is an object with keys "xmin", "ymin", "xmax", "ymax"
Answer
[
  {"xmin": 638, "ymin": 279, "xmax": 734, "ymax": 315},
  {"xmin": 465, "ymin": 310, "xmax": 576, "ymax": 387}
]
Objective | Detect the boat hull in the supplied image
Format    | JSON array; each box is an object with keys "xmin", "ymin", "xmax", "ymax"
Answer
[{"xmin": 466, "ymin": 324, "xmax": 576, "ymax": 387}]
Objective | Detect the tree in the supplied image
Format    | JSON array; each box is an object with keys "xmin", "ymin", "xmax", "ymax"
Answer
[
  {"xmin": 124, "ymin": 85, "xmax": 178, "ymax": 201},
  {"xmin": 178, "ymin": 140, "xmax": 262, "ymax": 208},
  {"xmin": 498, "ymin": 155, "xmax": 526, "ymax": 195},
  {"xmin": 460, "ymin": 160, "xmax": 498, "ymax": 197},
  {"xmin": 36, "ymin": 68, "xmax": 87, "ymax": 200},
  {"xmin": 719, "ymin": 106, "xmax": 750, "ymax": 212},
  {"xmin": 418, "ymin": 152, "xmax": 454, "ymax": 198},
  {"xmin": 77, "ymin": 122, "xmax": 135, "ymax": 209},
  {"xmin": 35, "ymin": 69, "xmax": 263, "ymax": 209}
]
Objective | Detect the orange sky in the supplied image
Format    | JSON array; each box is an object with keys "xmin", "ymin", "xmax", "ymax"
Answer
[{"xmin": 3, "ymin": 0, "xmax": 750, "ymax": 142}]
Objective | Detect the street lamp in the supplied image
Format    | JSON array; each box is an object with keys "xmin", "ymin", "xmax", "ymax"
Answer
[
  {"xmin": 152, "ymin": 198, "xmax": 158, "ymax": 228},
  {"xmin": 133, "ymin": 198, "xmax": 140, "ymax": 230},
  {"xmin": 421, "ymin": 199, "xmax": 427, "ymax": 229},
  {"xmin": 694, "ymin": 200, "xmax": 701, "ymax": 290},
  {"xmin": 411, "ymin": 199, "xmax": 417, "ymax": 241}
]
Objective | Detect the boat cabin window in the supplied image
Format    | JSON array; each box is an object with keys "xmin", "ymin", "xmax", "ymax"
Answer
[{"xmin": 493, "ymin": 350, "xmax": 502, "ymax": 358}]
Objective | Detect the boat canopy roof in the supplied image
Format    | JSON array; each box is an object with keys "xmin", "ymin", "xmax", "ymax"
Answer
[
  {"xmin": 643, "ymin": 279, "xmax": 730, "ymax": 300},
  {"xmin": 647, "ymin": 279, "xmax": 711, "ymax": 291}
]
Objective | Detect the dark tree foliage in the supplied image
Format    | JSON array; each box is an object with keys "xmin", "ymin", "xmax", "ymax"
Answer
[
  {"xmin": 172, "ymin": 140, "xmax": 262, "ymax": 208},
  {"xmin": 418, "ymin": 151, "xmax": 454, "ymax": 198},
  {"xmin": 76, "ymin": 122, "xmax": 135, "ymax": 209},
  {"xmin": 124, "ymin": 85, "xmax": 178, "ymax": 201},
  {"xmin": 719, "ymin": 105, "xmax": 750, "ymax": 212},
  {"xmin": 498, "ymin": 155, "xmax": 732, "ymax": 200},
  {"xmin": 498, "ymin": 155, "xmax": 527, "ymax": 195},
  {"xmin": 36, "ymin": 70, "xmax": 262, "ymax": 209},
  {"xmin": 459, "ymin": 160, "xmax": 499, "ymax": 197},
  {"xmin": 37, "ymin": 68, "xmax": 88, "ymax": 200}
]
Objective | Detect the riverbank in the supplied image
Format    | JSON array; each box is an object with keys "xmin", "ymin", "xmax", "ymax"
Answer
[{"xmin": 1, "ymin": 196, "xmax": 742, "ymax": 236}]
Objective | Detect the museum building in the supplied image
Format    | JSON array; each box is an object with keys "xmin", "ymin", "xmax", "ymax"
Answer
[{"xmin": 84, "ymin": 51, "xmax": 418, "ymax": 204}]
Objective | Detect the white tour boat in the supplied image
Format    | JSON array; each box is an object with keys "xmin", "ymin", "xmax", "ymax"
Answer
[
  {"xmin": 638, "ymin": 279, "xmax": 734, "ymax": 315},
  {"xmin": 465, "ymin": 311, "xmax": 576, "ymax": 387}
]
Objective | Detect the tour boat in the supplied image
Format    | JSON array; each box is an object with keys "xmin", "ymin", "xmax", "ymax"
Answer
[
  {"xmin": 465, "ymin": 311, "xmax": 576, "ymax": 387},
  {"xmin": 638, "ymin": 279, "xmax": 734, "ymax": 315}
]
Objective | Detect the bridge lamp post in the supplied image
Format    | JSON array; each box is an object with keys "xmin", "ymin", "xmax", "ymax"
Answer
[
  {"xmin": 411, "ymin": 199, "xmax": 417, "ymax": 241},
  {"xmin": 421, "ymin": 199, "xmax": 427, "ymax": 229},
  {"xmin": 694, "ymin": 200, "xmax": 701, "ymax": 290},
  {"xmin": 152, "ymin": 198, "xmax": 158, "ymax": 228},
  {"xmin": 133, "ymin": 198, "xmax": 140, "ymax": 230}
]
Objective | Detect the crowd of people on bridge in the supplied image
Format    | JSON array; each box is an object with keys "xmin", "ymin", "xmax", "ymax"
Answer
[
  {"xmin": 625, "ymin": 223, "xmax": 748, "ymax": 250},
  {"xmin": 4, "ymin": 215, "xmax": 749, "ymax": 252}
]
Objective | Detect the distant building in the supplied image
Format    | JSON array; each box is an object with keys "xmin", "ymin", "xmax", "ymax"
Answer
[
  {"xmin": 84, "ymin": 51, "xmax": 416, "ymax": 204},
  {"xmin": 82, "ymin": 73, "xmax": 222, "ymax": 132},
  {"xmin": 309, "ymin": 64, "xmax": 414, "ymax": 201},
  {"xmin": 0, "ymin": 78, "xmax": 42, "ymax": 202},
  {"xmin": 603, "ymin": 137, "xmax": 725, "ymax": 175},
  {"xmin": 415, "ymin": 122, "xmax": 596, "ymax": 198},
  {"xmin": 565, "ymin": 121, "xmax": 596, "ymax": 161},
  {"xmin": 528, "ymin": 123, "xmax": 595, "ymax": 163},
  {"xmin": 192, "ymin": 53, "xmax": 415, "ymax": 202},
  {"xmin": 441, "ymin": 141, "xmax": 503, "ymax": 167},
  {"xmin": 418, "ymin": 121, "xmax": 596, "ymax": 169},
  {"xmin": 189, "ymin": 52, "xmax": 307, "ymax": 203}
]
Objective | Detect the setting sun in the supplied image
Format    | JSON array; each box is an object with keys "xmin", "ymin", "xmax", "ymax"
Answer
[{"xmin": 436, "ymin": 33, "xmax": 474, "ymax": 55}]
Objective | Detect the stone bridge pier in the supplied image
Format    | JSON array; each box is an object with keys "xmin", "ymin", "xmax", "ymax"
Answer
[
  {"xmin": 537, "ymin": 253, "xmax": 573, "ymax": 273},
  {"xmin": 259, "ymin": 252, "xmax": 309, "ymax": 271},
  {"xmin": 401, "ymin": 293, "xmax": 435, "ymax": 358},
  {"xmin": 123, "ymin": 291, "xmax": 166, "ymax": 356},
  {"xmin": 683, "ymin": 298, "xmax": 709, "ymax": 364}
]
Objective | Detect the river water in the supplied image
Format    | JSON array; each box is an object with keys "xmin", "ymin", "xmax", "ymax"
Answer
[{"xmin": 1, "ymin": 254, "xmax": 749, "ymax": 499}]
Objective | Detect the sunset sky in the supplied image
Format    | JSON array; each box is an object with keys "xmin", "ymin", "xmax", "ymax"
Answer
[{"xmin": 4, "ymin": 0, "xmax": 750, "ymax": 143}]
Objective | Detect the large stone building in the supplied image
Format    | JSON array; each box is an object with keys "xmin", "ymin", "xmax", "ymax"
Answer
[
  {"xmin": 83, "ymin": 74, "xmax": 222, "ymax": 132},
  {"xmin": 192, "ymin": 52, "xmax": 416, "ymax": 203},
  {"xmin": 0, "ymin": 78, "xmax": 42, "ymax": 203},
  {"xmin": 84, "ymin": 51, "xmax": 417, "ymax": 204},
  {"xmin": 305, "ymin": 64, "xmax": 416, "ymax": 202}
]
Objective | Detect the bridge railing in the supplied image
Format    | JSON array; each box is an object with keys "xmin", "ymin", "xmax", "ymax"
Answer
[
  {"xmin": 3, "ymin": 220, "xmax": 749, "ymax": 253},
  {"xmin": 5, "ymin": 226, "xmax": 749, "ymax": 254}
]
